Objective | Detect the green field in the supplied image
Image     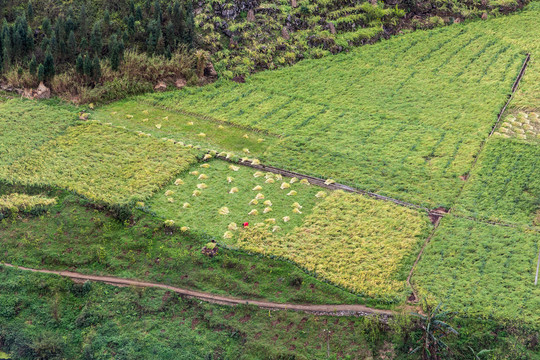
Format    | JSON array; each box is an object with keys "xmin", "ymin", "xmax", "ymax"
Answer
[
  {"xmin": 147, "ymin": 160, "xmax": 326, "ymax": 241},
  {"xmin": 3, "ymin": 123, "xmax": 196, "ymax": 205},
  {"xmin": 0, "ymin": 99, "xmax": 78, "ymax": 167},
  {"xmin": 454, "ymin": 137, "xmax": 540, "ymax": 226},
  {"xmin": 413, "ymin": 216, "xmax": 540, "ymax": 326},
  {"xmin": 139, "ymin": 11, "xmax": 540, "ymax": 207}
]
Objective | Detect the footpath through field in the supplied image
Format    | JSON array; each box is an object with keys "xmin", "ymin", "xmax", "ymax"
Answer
[{"xmin": 1, "ymin": 263, "xmax": 394, "ymax": 319}]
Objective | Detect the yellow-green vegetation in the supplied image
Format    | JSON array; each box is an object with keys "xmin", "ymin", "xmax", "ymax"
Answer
[
  {"xmin": 494, "ymin": 111, "xmax": 540, "ymax": 142},
  {"xmin": 0, "ymin": 99, "xmax": 77, "ymax": 167},
  {"xmin": 92, "ymin": 99, "xmax": 277, "ymax": 159},
  {"xmin": 144, "ymin": 8, "xmax": 540, "ymax": 207},
  {"xmin": 453, "ymin": 137, "xmax": 540, "ymax": 226},
  {"xmin": 414, "ymin": 216, "xmax": 540, "ymax": 325},
  {"xmin": 0, "ymin": 193, "xmax": 56, "ymax": 213},
  {"xmin": 3, "ymin": 123, "xmax": 196, "ymax": 205},
  {"xmin": 236, "ymin": 191, "xmax": 432, "ymax": 301},
  {"xmin": 147, "ymin": 160, "xmax": 326, "ymax": 242}
]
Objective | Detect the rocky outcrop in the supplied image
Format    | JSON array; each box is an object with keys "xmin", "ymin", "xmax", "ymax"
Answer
[{"xmin": 154, "ymin": 81, "xmax": 167, "ymax": 91}]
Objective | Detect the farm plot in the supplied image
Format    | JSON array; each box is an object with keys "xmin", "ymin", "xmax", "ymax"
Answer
[
  {"xmin": 413, "ymin": 216, "xmax": 540, "ymax": 325},
  {"xmin": 3, "ymin": 123, "xmax": 196, "ymax": 205},
  {"xmin": 147, "ymin": 160, "xmax": 326, "ymax": 241},
  {"xmin": 143, "ymin": 19, "xmax": 531, "ymax": 208},
  {"xmin": 235, "ymin": 191, "xmax": 432, "ymax": 302},
  {"xmin": 0, "ymin": 99, "xmax": 78, "ymax": 167},
  {"xmin": 495, "ymin": 111, "xmax": 540, "ymax": 142},
  {"xmin": 92, "ymin": 99, "xmax": 277, "ymax": 159},
  {"xmin": 453, "ymin": 137, "xmax": 540, "ymax": 226}
]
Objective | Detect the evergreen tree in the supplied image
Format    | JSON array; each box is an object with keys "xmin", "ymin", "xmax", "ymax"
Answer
[
  {"xmin": 79, "ymin": 37, "xmax": 88, "ymax": 52},
  {"xmin": 42, "ymin": 18, "xmax": 52, "ymax": 37},
  {"xmin": 90, "ymin": 22, "xmax": 102, "ymax": 55},
  {"xmin": 92, "ymin": 56, "xmax": 101, "ymax": 82},
  {"xmin": 27, "ymin": 1, "xmax": 34, "ymax": 22},
  {"xmin": 154, "ymin": 0, "xmax": 162, "ymax": 21},
  {"xmin": 76, "ymin": 54, "xmax": 84, "ymax": 75},
  {"xmin": 127, "ymin": 15, "xmax": 135, "ymax": 34},
  {"xmin": 29, "ymin": 54, "xmax": 37, "ymax": 75},
  {"xmin": 103, "ymin": 10, "xmax": 110, "ymax": 34},
  {"xmin": 67, "ymin": 30, "xmax": 77, "ymax": 61},
  {"xmin": 65, "ymin": 17, "xmax": 75, "ymax": 35},
  {"xmin": 129, "ymin": 0, "xmax": 135, "ymax": 15},
  {"xmin": 165, "ymin": 21, "xmax": 175, "ymax": 49},
  {"xmin": 135, "ymin": 6, "xmax": 143, "ymax": 21},
  {"xmin": 79, "ymin": 5, "xmax": 88, "ymax": 37},
  {"xmin": 37, "ymin": 63, "xmax": 44, "ymax": 82},
  {"xmin": 109, "ymin": 35, "xmax": 120, "ymax": 71},
  {"xmin": 172, "ymin": 1, "xmax": 184, "ymax": 37},
  {"xmin": 145, "ymin": 0, "xmax": 152, "ymax": 15},
  {"xmin": 2, "ymin": 46, "xmax": 9, "ymax": 71},
  {"xmin": 40, "ymin": 37, "xmax": 49, "ymax": 53},
  {"xmin": 184, "ymin": 1, "xmax": 195, "ymax": 47},
  {"xmin": 43, "ymin": 49, "xmax": 55, "ymax": 80},
  {"xmin": 83, "ymin": 53, "xmax": 93, "ymax": 78}
]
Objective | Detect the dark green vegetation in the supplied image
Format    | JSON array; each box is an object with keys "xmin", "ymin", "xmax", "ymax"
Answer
[
  {"xmin": 0, "ymin": 0, "xmax": 198, "ymax": 102},
  {"xmin": 414, "ymin": 215, "xmax": 540, "ymax": 326}
]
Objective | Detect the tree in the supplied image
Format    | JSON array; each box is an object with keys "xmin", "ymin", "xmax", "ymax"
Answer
[
  {"xmin": 67, "ymin": 30, "xmax": 77, "ymax": 61},
  {"xmin": 90, "ymin": 22, "xmax": 102, "ymax": 55},
  {"xmin": 76, "ymin": 54, "xmax": 84, "ymax": 75},
  {"xmin": 29, "ymin": 54, "xmax": 37, "ymax": 75},
  {"xmin": 410, "ymin": 302, "xmax": 458, "ymax": 360},
  {"xmin": 92, "ymin": 56, "xmax": 101, "ymax": 82},
  {"xmin": 135, "ymin": 6, "xmax": 143, "ymax": 21},
  {"xmin": 109, "ymin": 35, "xmax": 120, "ymax": 71},
  {"xmin": 83, "ymin": 54, "xmax": 93, "ymax": 78},
  {"xmin": 27, "ymin": 1, "xmax": 34, "ymax": 22},
  {"xmin": 37, "ymin": 63, "xmax": 44, "ymax": 82},
  {"xmin": 79, "ymin": 5, "xmax": 88, "ymax": 36},
  {"xmin": 183, "ymin": 1, "xmax": 195, "ymax": 47},
  {"xmin": 42, "ymin": 17, "xmax": 52, "ymax": 37},
  {"xmin": 43, "ymin": 50, "xmax": 55, "ymax": 80}
]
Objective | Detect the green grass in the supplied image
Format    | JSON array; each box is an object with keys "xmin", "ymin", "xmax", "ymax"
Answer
[
  {"xmin": 453, "ymin": 137, "xmax": 540, "ymax": 226},
  {"xmin": 0, "ymin": 187, "xmax": 368, "ymax": 307},
  {"xmin": 0, "ymin": 266, "xmax": 403, "ymax": 360},
  {"xmin": 236, "ymin": 191, "xmax": 432, "ymax": 302},
  {"xmin": 3, "ymin": 123, "xmax": 196, "ymax": 205},
  {"xmin": 92, "ymin": 99, "xmax": 279, "ymax": 159},
  {"xmin": 140, "ymin": 12, "xmax": 537, "ymax": 208},
  {"xmin": 0, "ymin": 99, "xmax": 78, "ymax": 167},
  {"xmin": 146, "ymin": 159, "xmax": 326, "ymax": 243},
  {"xmin": 413, "ymin": 215, "xmax": 540, "ymax": 326}
]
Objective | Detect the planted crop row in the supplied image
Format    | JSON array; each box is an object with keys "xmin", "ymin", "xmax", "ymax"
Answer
[
  {"xmin": 2, "ymin": 123, "xmax": 196, "ymax": 205},
  {"xmin": 454, "ymin": 137, "xmax": 540, "ymax": 226},
  {"xmin": 143, "ymin": 15, "xmax": 533, "ymax": 207},
  {"xmin": 414, "ymin": 216, "xmax": 540, "ymax": 325}
]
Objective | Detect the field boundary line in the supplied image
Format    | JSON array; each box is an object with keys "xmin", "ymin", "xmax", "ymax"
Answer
[
  {"xmin": 215, "ymin": 155, "xmax": 434, "ymax": 214},
  {"xmin": 406, "ymin": 53, "xmax": 531, "ymax": 301},
  {"xmin": 0, "ymin": 263, "xmax": 394, "ymax": 319}
]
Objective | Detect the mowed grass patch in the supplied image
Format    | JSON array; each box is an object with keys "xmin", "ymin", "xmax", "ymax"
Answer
[
  {"xmin": 92, "ymin": 99, "xmax": 277, "ymax": 159},
  {"xmin": 0, "ymin": 99, "xmax": 78, "ymax": 167},
  {"xmin": 453, "ymin": 137, "xmax": 540, "ymax": 226},
  {"xmin": 143, "ymin": 16, "xmax": 532, "ymax": 207},
  {"xmin": 236, "ymin": 191, "xmax": 432, "ymax": 302},
  {"xmin": 147, "ymin": 160, "xmax": 326, "ymax": 242},
  {"xmin": 414, "ymin": 216, "xmax": 540, "ymax": 325},
  {"xmin": 4, "ymin": 123, "xmax": 196, "ymax": 205}
]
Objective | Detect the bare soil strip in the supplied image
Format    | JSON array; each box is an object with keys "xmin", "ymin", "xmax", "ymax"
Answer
[{"xmin": 1, "ymin": 263, "xmax": 394, "ymax": 318}]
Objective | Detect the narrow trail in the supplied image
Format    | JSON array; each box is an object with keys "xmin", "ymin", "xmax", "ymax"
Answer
[{"xmin": 1, "ymin": 263, "xmax": 394, "ymax": 319}]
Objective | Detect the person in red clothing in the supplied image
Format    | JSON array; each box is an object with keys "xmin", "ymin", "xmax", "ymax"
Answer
[{"xmin": 243, "ymin": 222, "xmax": 249, "ymax": 228}]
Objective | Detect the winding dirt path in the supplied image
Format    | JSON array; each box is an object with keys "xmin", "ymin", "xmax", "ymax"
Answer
[{"xmin": 1, "ymin": 263, "xmax": 394, "ymax": 318}]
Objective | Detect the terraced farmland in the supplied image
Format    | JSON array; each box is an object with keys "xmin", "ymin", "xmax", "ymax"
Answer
[{"xmin": 143, "ymin": 16, "xmax": 537, "ymax": 207}]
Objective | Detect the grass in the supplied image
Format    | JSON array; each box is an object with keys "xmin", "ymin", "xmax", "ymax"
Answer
[
  {"xmin": 0, "ymin": 187, "xmax": 369, "ymax": 307},
  {"xmin": 0, "ymin": 266, "xmax": 403, "ymax": 360},
  {"xmin": 146, "ymin": 159, "xmax": 327, "ymax": 243},
  {"xmin": 140, "ymin": 13, "xmax": 535, "ymax": 208},
  {"xmin": 0, "ymin": 193, "xmax": 56, "ymax": 217},
  {"xmin": 453, "ymin": 137, "xmax": 540, "ymax": 226},
  {"xmin": 0, "ymin": 99, "xmax": 78, "ymax": 167},
  {"xmin": 92, "ymin": 99, "xmax": 279, "ymax": 159},
  {"xmin": 3, "ymin": 123, "xmax": 196, "ymax": 205},
  {"xmin": 236, "ymin": 191, "xmax": 432, "ymax": 302},
  {"xmin": 413, "ymin": 215, "xmax": 540, "ymax": 326}
]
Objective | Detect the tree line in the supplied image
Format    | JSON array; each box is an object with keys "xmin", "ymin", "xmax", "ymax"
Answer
[{"xmin": 0, "ymin": 0, "xmax": 195, "ymax": 84}]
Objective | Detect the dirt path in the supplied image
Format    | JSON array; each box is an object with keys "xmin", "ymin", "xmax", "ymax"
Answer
[{"xmin": 1, "ymin": 263, "xmax": 394, "ymax": 318}]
